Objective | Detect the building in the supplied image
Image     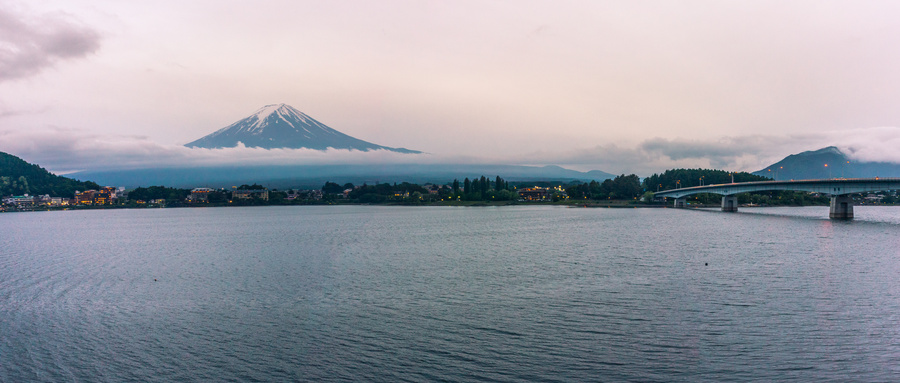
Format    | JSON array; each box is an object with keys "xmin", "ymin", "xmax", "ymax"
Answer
[
  {"xmin": 101, "ymin": 187, "xmax": 117, "ymax": 201},
  {"xmin": 517, "ymin": 187, "xmax": 552, "ymax": 201},
  {"xmin": 285, "ymin": 190, "xmax": 301, "ymax": 200},
  {"xmin": 232, "ymin": 189, "xmax": 269, "ymax": 201},
  {"xmin": 3, "ymin": 194, "xmax": 71, "ymax": 207},
  {"xmin": 3, "ymin": 195, "xmax": 35, "ymax": 206},
  {"xmin": 75, "ymin": 190, "xmax": 97, "ymax": 205},
  {"xmin": 189, "ymin": 188, "xmax": 214, "ymax": 202},
  {"xmin": 93, "ymin": 189, "xmax": 112, "ymax": 205},
  {"xmin": 423, "ymin": 184, "xmax": 441, "ymax": 195}
]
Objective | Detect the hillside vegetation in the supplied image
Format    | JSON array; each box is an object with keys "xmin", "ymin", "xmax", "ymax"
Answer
[{"xmin": 0, "ymin": 151, "xmax": 100, "ymax": 197}]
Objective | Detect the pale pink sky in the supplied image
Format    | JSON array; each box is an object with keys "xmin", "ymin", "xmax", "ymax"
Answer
[{"xmin": 3, "ymin": 0, "xmax": 900, "ymax": 174}]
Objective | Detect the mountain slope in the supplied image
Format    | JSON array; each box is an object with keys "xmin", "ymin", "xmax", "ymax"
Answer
[
  {"xmin": 1, "ymin": 151, "xmax": 100, "ymax": 197},
  {"xmin": 754, "ymin": 146, "xmax": 900, "ymax": 180},
  {"xmin": 185, "ymin": 104, "xmax": 420, "ymax": 153}
]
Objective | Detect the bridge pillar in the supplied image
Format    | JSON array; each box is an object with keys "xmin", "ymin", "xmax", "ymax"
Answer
[
  {"xmin": 829, "ymin": 195, "xmax": 854, "ymax": 219},
  {"xmin": 721, "ymin": 195, "xmax": 738, "ymax": 212},
  {"xmin": 674, "ymin": 197, "xmax": 687, "ymax": 208}
]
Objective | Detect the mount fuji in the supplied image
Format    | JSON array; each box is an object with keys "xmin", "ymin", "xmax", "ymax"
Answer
[{"xmin": 185, "ymin": 104, "xmax": 420, "ymax": 153}]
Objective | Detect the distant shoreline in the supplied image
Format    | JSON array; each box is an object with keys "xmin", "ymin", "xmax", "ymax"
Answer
[{"xmin": 5, "ymin": 200, "xmax": 876, "ymax": 214}]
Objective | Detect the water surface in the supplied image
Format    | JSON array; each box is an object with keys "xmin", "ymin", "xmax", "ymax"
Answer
[{"xmin": 2, "ymin": 206, "xmax": 899, "ymax": 382}]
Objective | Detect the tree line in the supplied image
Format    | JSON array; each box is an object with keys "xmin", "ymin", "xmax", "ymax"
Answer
[
  {"xmin": 641, "ymin": 168, "xmax": 768, "ymax": 192},
  {"xmin": 48, "ymin": 168, "xmax": 868, "ymax": 208},
  {"xmin": 565, "ymin": 174, "xmax": 642, "ymax": 200},
  {"xmin": 338, "ymin": 175, "xmax": 518, "ymax": 203},
  {"xmin": 641, "ymin": 168, "xmax": 831, "ymax": 206}
]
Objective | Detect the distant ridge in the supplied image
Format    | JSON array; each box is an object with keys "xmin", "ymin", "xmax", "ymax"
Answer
[
  {"xmin": 185, "ymin": 104, "xmax": 420, "ymax": 153},
  {"xmin": 70, "ymin": 164, "xmax": 616, "ymax": 189},
  {"xmin": 754, "ymin": 146, "xmax": 900, "ymax": 180}
]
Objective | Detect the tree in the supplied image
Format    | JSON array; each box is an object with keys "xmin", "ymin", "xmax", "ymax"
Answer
[
  {"xmin": 322, "ymin": 182, "xmax": 344, "ymax": 194},
  {"xmin": 207, "ymin": 190, "xmax": 228, "ymax": 203},
  {"xmin": 494, "ymin": 189, "xmax": 516, "ymax": 201},
  {"xmin": 612, "ymin": 174, "xmax": 642, "ymax": 199},
  {"xmin": 470, "ymin": 177, "xmax": 481, "ymax": 199},
  {"xmin": 269, "ymin": 191, "xmax": 287, "ymax": 204}
]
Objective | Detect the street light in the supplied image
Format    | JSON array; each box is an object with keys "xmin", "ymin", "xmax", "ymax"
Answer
[
  {"xmin": 676, "ymin": 180, "xmax": 681, "ymax": 189},
  {"xmin": 699, "ymin": 176, "xmax": 704, "ymax": 186}
]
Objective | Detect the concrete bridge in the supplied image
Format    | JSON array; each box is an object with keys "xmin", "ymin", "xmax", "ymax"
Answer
[{"xmin": 653, "ymin": 178, "xmax": 900, "ymax": 219}]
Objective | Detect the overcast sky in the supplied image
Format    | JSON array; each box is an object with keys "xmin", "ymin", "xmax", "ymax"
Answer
[{"xmin": 3, "ymin": 0, "xmax": 900, "ymax": 175}]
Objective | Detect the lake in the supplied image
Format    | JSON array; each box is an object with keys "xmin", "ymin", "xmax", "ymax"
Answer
[{"xmin": 2, "ymin": 205, "xmax": 899, "ymax": 382}]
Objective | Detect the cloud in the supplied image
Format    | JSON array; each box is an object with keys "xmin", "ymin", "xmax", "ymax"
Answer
[
  {"xmin": 832, "ymin": 127, "xmax": 900, "ymax": 164},
  {"xmin": 0, "ymin": 6, "xmax": 101, "ymax": 82},
  {"xmin": 0, "ymin": 127, "xmax": 448, "ymax": 174},
  {"xmin": 509, "ymin": 127, "xmax": 900, "ymax": 175},
  {"xmin": 504, "ymin": 137, "xmax": 795, "ymax": 175},
  {"xmin": 3, "ymin": 126, "xmax": 900, "ymax": 177},
  {"xmin": 0, "ymin": 104, "xmax": 50, "ymax": 119}
]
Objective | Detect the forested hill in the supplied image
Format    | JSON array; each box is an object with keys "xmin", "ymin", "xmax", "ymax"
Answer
[{"xmin": 0, "ymin": 151, "xmax": 100, "ymax": 197}]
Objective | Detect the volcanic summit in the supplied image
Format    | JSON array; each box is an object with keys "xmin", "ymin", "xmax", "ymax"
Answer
[{"xmin": 185, "ymin": 104, "xmax": 420, "ymax": 153}]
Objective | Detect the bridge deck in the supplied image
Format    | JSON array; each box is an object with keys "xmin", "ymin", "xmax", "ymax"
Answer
[{"xmin": 653, "ymin": 178, "xmax": 900, "ymax": 199}]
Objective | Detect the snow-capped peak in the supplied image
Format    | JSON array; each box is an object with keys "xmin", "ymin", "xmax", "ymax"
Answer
[
  {"xmin": 184, "ymin": 104, "xmax": 421, "ymax": 153},
  {"xmin": 252, "ymin": 104, "xmax": 287, "ymax": 121},
  {"xmin": 242, "ymin": 103, "xmax": 314, "ymax": 133}
]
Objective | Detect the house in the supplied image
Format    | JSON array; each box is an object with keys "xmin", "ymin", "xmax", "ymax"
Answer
[
  {"xmin": 423, "ymin": 184, "xmax": 442, "ymax": 195},
  {"xmin": 865, "ymin": 194, "xmax": 883, "ymax": 202}
]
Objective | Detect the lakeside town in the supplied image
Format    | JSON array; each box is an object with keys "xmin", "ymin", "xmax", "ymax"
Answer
[
  {"xmin": 4, "ymin": 150, "xmax": 899, "ymax": 213},
  {"xmin": 3, "ymin": 174, "xmax": 899, "ymax": 213},
  {"xmin": 0, "ymin": 179, "xmax": 577, "ymax": 212}
]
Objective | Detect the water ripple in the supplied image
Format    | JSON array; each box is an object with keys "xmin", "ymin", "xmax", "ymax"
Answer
[{"xmin": 2, "ymin": 206, "xmax": 900, "ymax": 381}]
